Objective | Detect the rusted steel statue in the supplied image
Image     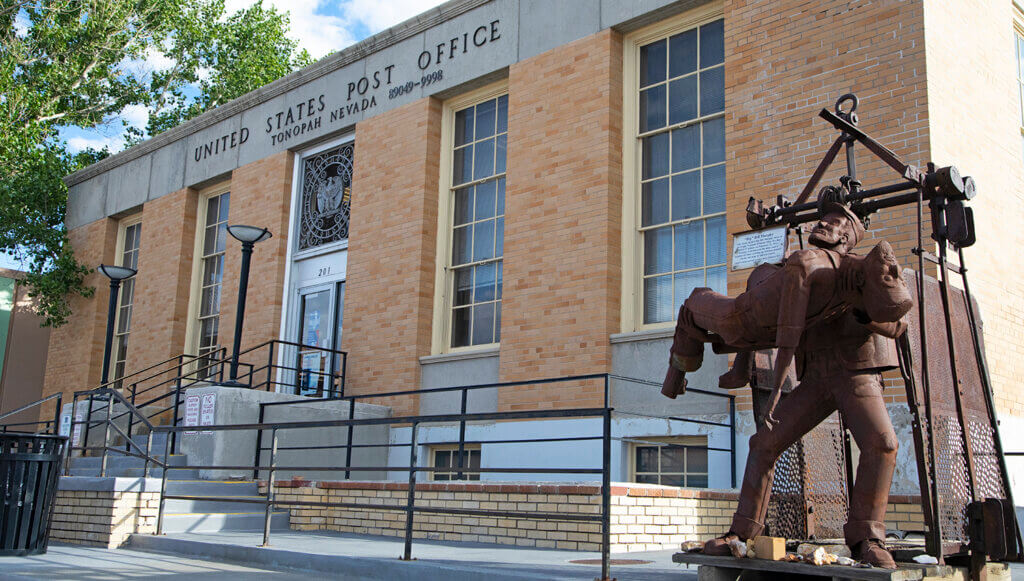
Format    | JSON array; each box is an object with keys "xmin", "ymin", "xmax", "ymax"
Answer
[
  {"xmin": 661, "ymin": 196, "xmax": 914, "ymax": 568},
  {"xmin": 667, "ymin": 94, "xmax": 1021, "ymax": 578}
]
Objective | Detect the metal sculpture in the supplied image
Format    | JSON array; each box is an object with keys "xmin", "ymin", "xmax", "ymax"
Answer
[{"xmin": 663, "ymin": 94, "xmax": 1020, "ymax": 577}]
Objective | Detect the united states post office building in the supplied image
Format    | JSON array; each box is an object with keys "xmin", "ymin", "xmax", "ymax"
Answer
[{"xmin": 45, "ymin": 0, "xmax": 1024, "ymax": 494}]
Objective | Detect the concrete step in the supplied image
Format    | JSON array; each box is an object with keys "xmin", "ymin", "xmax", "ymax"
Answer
[
  {"xmin": 159, "ymin": 510, "xmax": 289, "ymax": 533},
  {"xmin": 119, "ymin": 467, "xmax": 200, "ymax": 479},
  {"xmin": 69, "ymin": 454, "xmax": 185, "ymax": 470},
  {"xmin": 66, "ymin": 454, "xmax": 186, "ymax": 477},
  {"xmin": 163, "ymin": 495, "xmax": 267, "ymax": 513},
  {"xmin": 163, "ymin": 480, "xmax": 260, "ymax": 497}
]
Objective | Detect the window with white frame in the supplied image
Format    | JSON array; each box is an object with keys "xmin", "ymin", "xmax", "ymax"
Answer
[
  {"xmin": 110, "ymin": 217, "xmax": 141, "ymax": 387},
  {"xmin": 630, "ymin": 16, "xmax": 727, "ymax": 327},
  {"xmin": 439, "ymin": 89, "xmax": 508, "ymax": 350},
  {"xmin": 430, "ymin": 445, "xmax": 481, "ymax": 481},
  {"xmin": 632, "ymin": 436, "xmax": 708, "ymax": 488},
  {"xmin": 1016, "ymin": 26, "xmax": 1024, "ymax": 163},
  {"xmin": 194, "ymin": 191, "xmax": 230, "ymax": 376}
]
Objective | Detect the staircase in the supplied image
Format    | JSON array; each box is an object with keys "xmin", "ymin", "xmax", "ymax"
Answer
[{"xmin": 66, "ymin": 432, "xmax": 289, "ymax": 534}]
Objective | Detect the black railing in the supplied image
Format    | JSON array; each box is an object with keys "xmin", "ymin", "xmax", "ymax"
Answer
[
  {"xmin": 44, "ymin": 370, "xmax": 734, "ymax": 581},
  {"xmin": 0, "ymin": 393, "xmax": 63, "ymax": 436},
  {"xmin": 66, "ymin": 340, "xmax": 346, "ymax": 460}
]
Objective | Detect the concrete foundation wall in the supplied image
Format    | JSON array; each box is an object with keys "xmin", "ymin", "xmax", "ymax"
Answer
[{"xmin": 178, "ymin": 385, "xmax": 391, "ymax": 481}]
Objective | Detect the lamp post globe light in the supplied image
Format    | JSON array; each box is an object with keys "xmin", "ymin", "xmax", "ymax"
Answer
[
  {"xmin": 97, "ymin": 264, "xmax": 137, "ymax": 386},
  {"xmin": 224, "ymin": 225, "xmax": 272, "ymax": 387}
]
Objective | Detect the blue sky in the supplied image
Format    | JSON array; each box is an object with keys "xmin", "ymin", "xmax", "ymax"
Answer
[{"xmin": 1, "ymin": 0, "xmax": 445, "ymax": 272}]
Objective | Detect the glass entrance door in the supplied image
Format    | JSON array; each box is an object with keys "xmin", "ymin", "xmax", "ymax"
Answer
[{"xmin": 295, "ymin": 281, "xmax": 345, "ymax": 397}]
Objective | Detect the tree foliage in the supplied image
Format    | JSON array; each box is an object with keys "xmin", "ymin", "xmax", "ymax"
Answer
[{"xmin": 0, "ymin": 0, "xmax": 310, "ymax": 326}]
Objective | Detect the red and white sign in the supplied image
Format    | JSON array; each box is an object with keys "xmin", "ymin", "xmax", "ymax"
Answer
[
  {"xmin": 200, "ymin": 393, "xmax": 216, "ymax": 433},
  {"xmin": 183, "ymin": 394, "xmax": 200, "ymax": 435}
]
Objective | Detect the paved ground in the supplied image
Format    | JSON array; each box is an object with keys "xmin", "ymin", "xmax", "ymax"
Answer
[
  {"xmin": 0, "ymin": 534, "xmax": 696, "ymax": 580},
  {"xmin": 2, "ymin": 535, "xmax": 1022, "ymax": 580},
  {"xmin": 0, "ymin": 543, "xmax": 316, "ymax": 580}
]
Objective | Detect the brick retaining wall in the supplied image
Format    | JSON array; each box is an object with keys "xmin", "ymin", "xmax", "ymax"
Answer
[
  {"xmin": 51, "ymin": 486, "xmax": 159, "ymax": 548},
  {"xmin": 265, "ymin": 479, "xmax": 927, "ymax": 553}
]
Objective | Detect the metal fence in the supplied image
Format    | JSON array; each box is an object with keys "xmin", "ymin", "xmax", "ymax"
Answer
[{"xmin": 59, "ymin": 372, "xmax": 735, "ymax": 580}]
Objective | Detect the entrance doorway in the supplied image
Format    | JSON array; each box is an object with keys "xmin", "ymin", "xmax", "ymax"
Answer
[
  {"xmin": 295, "ymin": 281, "xmax": 345, "ymax": 397},
  {"xmin": 281, "ymin": 134, "xmax": 354, "ymax": 397}
]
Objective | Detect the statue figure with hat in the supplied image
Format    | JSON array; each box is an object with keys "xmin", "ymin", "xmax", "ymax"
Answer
[{"xmin": 661, "ymin": 191, "xmax": 914, "ymax": 568}]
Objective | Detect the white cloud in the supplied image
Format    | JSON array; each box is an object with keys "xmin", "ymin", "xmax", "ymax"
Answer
[
  {"xmin": 223, "ymin": 0, "xmax": 446, "ymax": 59},
  {"xmin": 338, "ymin": 0, "xmax": 445, "ymax": 34},
  {"xmin": 142, "ymin": 47, "xmax": 176, "ymax": 72},
  {"xmin": 66, "ymin": 134, "xmax": 124, "ymax": 154},
  {"xmin": 13, "ymin": 12, "xmax": 28, "ymax": 38},
  {"xmin": 224, "ymin": 0, "xmax": 354, "ymax": 59},
  {"xmin": 121, "ymin": 104, "xmax": 150, "ymax": 131}
]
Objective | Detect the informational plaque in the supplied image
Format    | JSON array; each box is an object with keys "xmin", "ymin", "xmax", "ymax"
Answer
[
  {"xmin": 731, "ymin": 226, "xmax": 788, "ymax": 270},
  {"xmin": 183, "ymin": 394, "xmax": 200, "ymax": 435}
]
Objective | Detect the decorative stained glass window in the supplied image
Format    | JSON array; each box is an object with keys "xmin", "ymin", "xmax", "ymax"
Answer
[
  {"xmin": 637, "ymin": 19, "xmax": 727, "ymax": 325},
  {"xmin": 299, "ymin": 142, "xmax": 354, "ymax": 250}
]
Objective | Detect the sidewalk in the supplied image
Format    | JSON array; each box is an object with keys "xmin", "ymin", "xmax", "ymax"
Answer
[
  {"xmin": 129, "ymin": 530, "xmax": 693, "ymax": 580},
  {"xmin": 0, "ymin": 532, "xmax": 696, "ymax": 580}
]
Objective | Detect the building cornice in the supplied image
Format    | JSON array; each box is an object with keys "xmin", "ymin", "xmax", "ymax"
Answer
[{"xmin": 63, "ymin": 0, "xmax": 491, "ymax": 187}]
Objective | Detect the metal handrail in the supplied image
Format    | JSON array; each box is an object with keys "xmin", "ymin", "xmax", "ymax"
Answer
[
  {"xmin": 0, "ymin": 392, "xmax": 63, "ymax": 428},
  {"xmin": 67, "ymin": 340, "xmax": 349, "ymax": 466},
  {"xmin": 65, "ymin": 387, "xmax": 166, "ymax": 477},
  {"xmin": 93, "ymin": 352, "xmax": 202, "ymax": 393}
]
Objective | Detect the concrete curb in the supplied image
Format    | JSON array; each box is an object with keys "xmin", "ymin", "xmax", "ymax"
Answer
[
  {"xmin": 127, "ymin": 534, "xmax": 557, "ymax": 581},
  {"xmin": 58, "ymin": 476, "xmax": 163, "ymax": 492}
]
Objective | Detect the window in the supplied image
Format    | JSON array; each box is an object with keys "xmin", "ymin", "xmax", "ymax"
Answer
[
  {"xmin": 110, "ymin": 217, "xmax": 141, "ymax": 387},
  {"xmin": 1016, "ymin": 27, "xmax": 1024, "ymax": 163},
  {"xmin": 624, "ymin": 11, "xmax": 727, "ymax": 329},
  {"xmin": 433, "ymin": 82, "xmax": 508, "ymax": 352},
  {"xmin": 632, "ymin": 436, "xmax": 708, "ymax": 487},
  {"xmin": 430, "ymin": 446, "xmax": 481, "ymax": 481},
  {"xmin": 298, "ymin": 142, "xmax": 354, "ymax": 250},
  {"xmin": 192, "ymin": 190, "xmax": 230, "ymax": 377}
]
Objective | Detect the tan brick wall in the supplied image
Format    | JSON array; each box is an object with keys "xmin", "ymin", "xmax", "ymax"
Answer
[
  {"xmin": 126, "ymin": 188, "xmax": 198, "ymax": 381},
  {"xmin": 42, "ymin": 219, "xmax": 119, "ymax": 417},
  {"xmin": 497, "ymin": 29, "xmax": 623, "ymax": 411},
  {"xmin": 50, "ymin": 489, "xmax": 159, "ymax": 548},
  {"xmin": 922, "ymin": 0, "xmax": 1024, "ymax": 417},
  {"xmin": 271, "ymin": 480, "xmax": 927, "ymax": 552},
  {"xmin": 723, "ymin": 0, "xmax": 930, "ymax": 410},
  {"xmin": 344, "ymin": 98, "xmax": 442, "ymax": 416},
  {"xmin": 223, "ymin": 151, "xmax": 295, "ymax": 375}
]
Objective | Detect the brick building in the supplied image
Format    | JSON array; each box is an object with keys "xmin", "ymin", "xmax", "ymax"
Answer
[{"xmin": 45, "ymin": 0, "xmax": 1024, "ymax": 495}]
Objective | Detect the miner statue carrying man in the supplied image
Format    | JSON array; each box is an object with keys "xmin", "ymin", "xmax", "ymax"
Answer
[{"xmin": 661, "ymin": 190, "xmax": 914, "ymax": 569}]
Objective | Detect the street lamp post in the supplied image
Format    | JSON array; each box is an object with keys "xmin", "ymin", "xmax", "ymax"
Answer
[
  {"xmin": 97, "ymin": 264, "xmax": 137, "ymax": 386},
  {"xmin": 224, "ymin": 225, "xmax": 272, "ymax": 386}
]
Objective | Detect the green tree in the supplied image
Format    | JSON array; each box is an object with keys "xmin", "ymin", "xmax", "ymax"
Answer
[{"xmin": 0, "ymin": 0, "xmax": 310, "ymax": 326}]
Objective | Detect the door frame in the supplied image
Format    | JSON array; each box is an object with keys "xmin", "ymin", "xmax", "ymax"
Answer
[{"xmin": 277, "ymin": 132, "xmax": 354, "ymax": 393}]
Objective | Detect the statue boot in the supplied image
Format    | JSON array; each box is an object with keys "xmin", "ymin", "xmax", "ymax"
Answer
[{"xmin": 852, "ymin": 539, "xmax": 897, "ymax": 569}]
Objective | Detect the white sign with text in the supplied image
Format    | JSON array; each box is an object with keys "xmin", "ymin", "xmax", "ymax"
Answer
[{"xmin": 731, "ymin": 226, "xmax": 788, "ymax": 270}]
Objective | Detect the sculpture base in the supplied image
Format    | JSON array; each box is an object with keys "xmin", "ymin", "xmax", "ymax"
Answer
[{"xmin": 671, "ymin": 552, "xmax": 1010, "ymax": 581}]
